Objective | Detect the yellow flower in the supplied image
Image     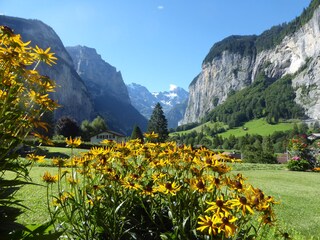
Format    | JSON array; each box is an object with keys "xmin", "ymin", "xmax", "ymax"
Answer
[
  {"xmin": 197, "ymin": 215, "xmax": 219, "ymax": 235},
  {"xmin": 32, "ymin": 45, "xmax": 57, "ymax": 66},
  {"xmin": 52, "ymin": 157, "xmax": 67, "ymax": 167},
  {"xmin": 190, "ymin": 178, "xmax": 207, "ymax": 192},
  {"xmin": 229, "ymin": 196, "xmax": 254, "ymax": 215},
  {"xmin": 0, "ymin": 89, "xmax": 7, "ymax": 100},
  {"xmin": 66, "ymin": 137, "xmax": 81, "ymax": 148},
  {"xmin": 144, "ymin": 132, "xmax": 158, "ymax": 139},
  {"xmin": 140, "ymin": 184, "xmax": 157, "ymax": 196},
  {"xmin": 205, "ymin": 196, "xmax": 232, "ymax": 216},
  {"xmin": 90, "ymin": 146, "xmax": 105, "ymax": 157},
  {"xmin": 217, "ymin": 215, "xmax": 238, "ymax": 238},
  {"xmin": 151, "ymin": 172, "xmax": 166, "ymax": 182},
  {"xmin": 67, "ymin": 176, "xmax": 79, "ymax": 185},
  {"xmin": 42, "ymin": 171, "xmax": 58, "ymax": 184},
  {"xmin": 260, "ymin": 214, "xmax": 275, "ymax": 226},
  {"xmin": 121, "ymin": 179, "xmax": 142, "ymax": 191},
  {"xmin": 27, "ymin": 153, "xmax": 46, "ymax": 163},
  {"xmin": 55, "ymin": 192, "xmax": 74, "ymax": 205},
  {"xmin": 156, "ymin": 181, "xmax": 181, "ymax": 195}
]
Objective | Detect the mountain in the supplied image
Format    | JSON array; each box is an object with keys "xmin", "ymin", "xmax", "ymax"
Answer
[
  {"xmin": 126, "ymin": 83, "xmax": 158, "ymax": 118},
  {"xmin": 0, "ymin": 15, "xmax": 95, "ymax": 123},
  {"xmin": 152, "ymin": 86, "xmax": 189, "ymax": 113},
  {"xmin": 66, "ymin": 46, "xmax": 147, "ymax": 135},
  {"xmin": 0, "ymin": 16, "xmax": 147, "ymax": 135},
  {"xmin": 166, "ymin": 100, "xmax": 189, "ymax": 129},
  {"xmin": 181, "ymin": 0, "xmax": 320, "ymax": 125},
  {"xmin": 127, "ymin": 83, "xmax": 188, "ymax": 128}
]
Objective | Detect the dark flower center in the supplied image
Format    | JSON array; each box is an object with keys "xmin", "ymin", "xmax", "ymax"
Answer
[
  {"xmin": 222, "ymin": 217, "xmax": 229, "ymax": 224},
  {"xmin": 216, "ymin": 200, "xmax": 224, "ymax": 207},
  {"xmin": 206, "ymin": 159, "xmax": 212, "ymax": 165},
  {"xmin": 196, "ymin": 180, "xmax": 205, "ymax": 189},
  {"xmin": 165, "ymin": 183, "xmax": 173, "ymax": 190},
  {"xmin": 132, "ymin": 174, "xmax": 139, "ymax": 179},
  {"xmin": 240, "ymin": 196, "xmax": 247, "ymax": 204},
  {"xmin": 145, "ymin": 185, "xmax": 153, "ymax": 192},
  {"xmin": 214, "ymin": 178, "xmax": 220, "ymax": 185},
  {"xmin": 234, "ymin": 181, "xmax": 242, "ymax": 189}
]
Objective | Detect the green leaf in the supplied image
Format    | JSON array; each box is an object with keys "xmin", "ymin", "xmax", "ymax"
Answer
[{"xmin": 115, "ymin": 200, "xmax": 127, "ymax": 214}]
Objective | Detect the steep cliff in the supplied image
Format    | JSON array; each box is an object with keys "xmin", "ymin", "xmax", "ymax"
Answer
[
  {"xmin": 0, "ymin": 16, "xmax": 95, "ymax": 123},
  {"xmin": 66, "ymin": 46, "xmax": 130, "ymax": 104},
  {"xmin": 181, "ymin": 1, "xmax": 320, "ymax": 124},
  {"xmin": 67, "ymin": 46, "xmax": 147, "ymax": 134}
]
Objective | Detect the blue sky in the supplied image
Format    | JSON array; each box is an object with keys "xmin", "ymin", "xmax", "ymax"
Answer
[{"xmin": 1, "ymin": 0, "xmax": 311, "ymax": 92}]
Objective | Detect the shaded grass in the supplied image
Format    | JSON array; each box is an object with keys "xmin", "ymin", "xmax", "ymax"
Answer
[
  {"xmin": 36, "ymin": 146, "xmax": 88, "ymax": 158},
  {"xmin": 14, "ymin": 167, "xmax": 59, "ymax": 225}
]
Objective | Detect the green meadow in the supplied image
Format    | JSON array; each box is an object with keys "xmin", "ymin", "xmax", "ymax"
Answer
[
  {"xmin": 15, "ymin": 162, "xmax": 320, "ymax": 240},
  {"xmin": 218, "ymin": 119, "xmax": 298, "ymax": 138}
]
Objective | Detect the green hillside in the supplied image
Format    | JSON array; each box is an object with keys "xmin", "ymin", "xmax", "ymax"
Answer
[
  {"xmin": 172, "ymin": 118, "xmax": 298, "ymax": 138},
  {"xmin": 218, "ymin": 118, "xmax": 298, "ymax": 138}
]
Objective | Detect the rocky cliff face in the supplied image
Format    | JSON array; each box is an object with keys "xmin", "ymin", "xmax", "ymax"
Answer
[
  {"xmin": 181, "ymin": 4, "xmax": 320, "ymax": 124},
  {"xmin": 67, "ymin": 46, "xmax": 147, "ymax": 134},
  {"xmin": 66, "ymin": 46, "xmax": 130, "ymax": 104},
  {"xmin": 0, "ymin": 16, "xmax": 95, "ymax": 123}
]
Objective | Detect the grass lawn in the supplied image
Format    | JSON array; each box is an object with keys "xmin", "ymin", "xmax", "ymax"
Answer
[
  {"xmin": 36, "ymin": 146, "xmax": 89, "ymax": 159},
  {"xmin": 231, "ymin": 165, "xmax": 320, "ymax": 240},
  {"xmin": 171, "ymin": 121, "xmax": 228, "ymax": 135},
  {"xmin": 14, "ymin": 164, "xmax": 320, "ymax": 239},
  {"xmin": 219, "ymin": 118, "xmax": 297, "ymax": 138}
]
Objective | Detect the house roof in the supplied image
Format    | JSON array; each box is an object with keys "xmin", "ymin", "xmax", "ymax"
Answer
[
  {"xmin": 94, "ymin": 130, "xmax": 126, "ymax": 137},
  {"xmin": 307, "ymin": 133, "xmax": 320, "ymax": 140}
]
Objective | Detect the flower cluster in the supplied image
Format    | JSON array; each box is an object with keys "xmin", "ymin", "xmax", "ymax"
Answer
[
  {"xmin": 287, "ymin": 136, "xmax": 314, "ymax": 171},
  {"xmin": 0, "ymin": 26, "xmax": 58, "ymax": 237},
  {"xmin": 45, "ymin": 138, "xmax": 278, "ymax": 239},
  {"xmin": 0, "ymin": 26, "xmax": 58, "ymax": 145}
]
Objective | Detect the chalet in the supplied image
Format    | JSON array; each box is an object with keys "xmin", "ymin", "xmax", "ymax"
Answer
[
  {"xmin": 90, "ymin": 130, "xmax": 126, "ymax": 143},
  {"xmin": 307, "ymin": 133, "xmax": 320, "ymax": 141}
]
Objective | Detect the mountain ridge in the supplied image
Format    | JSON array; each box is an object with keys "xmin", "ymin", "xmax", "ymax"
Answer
[
  {"xmin": 0, "ymin": 15, "xmax": 96, "ymax": 123},
  {"xmin": 127, "ymin": 83, "xmax": 188, "ymax": 128},
  {"xmin": 0, "ymin": 16, "xmax": 147, "ymax": 135}
]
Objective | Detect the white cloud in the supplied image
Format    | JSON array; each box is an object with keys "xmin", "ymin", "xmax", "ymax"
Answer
[
  {"xmin": 157, "ymin": 5, "xmax": 164, "ymax": 10},
  {"xmin": 169, "ymin": 84, "xmax": 177, "ymax": 91}
]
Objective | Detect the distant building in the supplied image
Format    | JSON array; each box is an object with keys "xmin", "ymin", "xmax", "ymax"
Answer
[
  {"xmin": 90, "ymin": 130, "xmax": 126, "ymax": 143},
  {"xmin": 307, "ymin": 133, "xmax": 320, "ymax": 141}
]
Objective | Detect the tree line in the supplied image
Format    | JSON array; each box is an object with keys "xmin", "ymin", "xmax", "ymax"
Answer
[
  {"xmin": 203, "ymin": 73, "xmax": 305, "ymax": 127},
  {"xmin": 171, "ymin": 121, "xmax": 320, "ymax": 164},
  {"xmin": 37, "ymin": 102, "xmax": 170, "ymax": 143}
]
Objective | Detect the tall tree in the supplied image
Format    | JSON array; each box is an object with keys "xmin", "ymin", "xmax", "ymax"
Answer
[
  {"xmin": 91, "ymin": 116, "xmax": 108, "ymax": 134},
  {"xmin": 55, "ymin": 117, "xmax": 80, "ymax": 138},
  {"xmin": 80, "ymin": 116, "xmax": 108, "ymax": 141},
  {"xmin": 80, "ymin": 120, "xmax": 94, "ymax": 141},
  {"xmin": 147, "ymin": 103, "xmax": 169, "ymax": 142},
  {"xmin": 131, "ymin": 125, "xmax": 144, "ymax": 143}
]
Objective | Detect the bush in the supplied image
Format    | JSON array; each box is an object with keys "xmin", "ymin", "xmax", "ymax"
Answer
[
  {"xmin": 287, "ymin": 136, "xmax": 315, "ymax": 171},
  {"xmin": 287, "ymin": 157, "xmax": 311, "ymax": 171},
  {"xmin": 43, "ymin": 136, "xmax": 278, "ymax": 239}
]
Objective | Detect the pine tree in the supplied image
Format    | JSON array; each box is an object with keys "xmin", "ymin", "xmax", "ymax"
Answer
[
  {"xmin": 147, "ymin": 103, "xmax": 169, "ymax": 142},
  {"xmin": 131, "ymin": 125, "xmax": 144, "ymax": 143}
]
